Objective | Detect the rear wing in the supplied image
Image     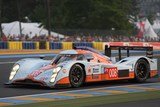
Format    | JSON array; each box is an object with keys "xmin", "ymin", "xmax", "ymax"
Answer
[{"xmin": 105, "ymin": 45, "xmax": 153, "ymax": 60}]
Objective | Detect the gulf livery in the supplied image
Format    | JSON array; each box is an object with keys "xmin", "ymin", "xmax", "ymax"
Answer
[{"xmin": 6, "ymin": 46, "xmax": 158, "ymax": 88}]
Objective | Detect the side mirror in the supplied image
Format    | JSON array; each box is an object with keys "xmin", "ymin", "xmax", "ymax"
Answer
[{"xmin": 86, "ymin": 56, "xmax": 94, "ymax": 62}]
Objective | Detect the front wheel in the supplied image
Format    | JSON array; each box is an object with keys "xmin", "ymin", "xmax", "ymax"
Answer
[
  {"xmin": 69, "ymin": 64, "xmax": 85, "ymax": 88},
  {"xmin": 134, "ymin": 59, "xmax": 150, "ymax": 82}
]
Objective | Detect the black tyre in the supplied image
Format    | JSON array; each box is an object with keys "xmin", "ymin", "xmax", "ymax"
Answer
[
  {"xmin": 69, "ymin": 64, "xmax": 85, "ymax": 88},
  {"xmin": 134, "ymin": 59, "xmax": 150, "ymax": 82}
]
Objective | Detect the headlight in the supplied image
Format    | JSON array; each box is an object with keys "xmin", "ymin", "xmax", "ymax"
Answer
[
  {"xmin": 9, "ymin": 64, "xmax": 20, "ymax": 80},
  {"xmin": 53, "ymin": 67, "xmax": 61, "ymax": 73},
  {"xmin": 50, "ymin": 67, "xmax": 62, "ymax": 83}
]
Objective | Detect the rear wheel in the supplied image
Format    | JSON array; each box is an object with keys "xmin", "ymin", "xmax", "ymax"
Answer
[
  {"xmin": 134, "ymin": 59, "xmax": 150, "ymax": 82},
  {"xmin": 69, "ymin": 64, "xmax": 85, "ymax": 88}
]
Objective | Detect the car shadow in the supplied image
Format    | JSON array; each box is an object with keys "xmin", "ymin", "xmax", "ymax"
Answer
[{"xmin": 4, "ymin": 78, "xmax": 159, "ymax": 90}]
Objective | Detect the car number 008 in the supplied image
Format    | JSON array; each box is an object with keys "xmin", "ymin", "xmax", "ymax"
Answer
[{"xmin": 105, "ymin": 67, "xmax": 118, "ymax": 78}]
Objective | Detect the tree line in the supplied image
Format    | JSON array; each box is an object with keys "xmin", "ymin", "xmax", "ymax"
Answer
[{"xmin": 0, "ymin": 0, "xmax": 139, "ymax": 31}]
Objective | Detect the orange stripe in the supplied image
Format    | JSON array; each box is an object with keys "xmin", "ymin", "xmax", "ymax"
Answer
[
  {"xmin": 150, "ymin": 70, "xmax": 158, "ymax": 77},
  {"xmin": 56, "ymin": 70, "xmax": 157, "ymax": 84},
  {"xmin": 56, "ymin": 72, "xmax": 135, "ymax": 84},
  {"xmin": 76, "ymin": 50, "xmax": 111, "ymax": 64},
  {"xmin": 57, "ymin": 77, "xmax": 70, "ymax": 84},
  {"xmin": 85, "ymin": 72, "xmax": 134, "ymax": 82}
]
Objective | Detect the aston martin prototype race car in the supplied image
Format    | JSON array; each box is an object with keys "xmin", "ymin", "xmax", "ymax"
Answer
[{"xmin": 6, "ymin": 45, "xmax": 158, "ymax": 88}]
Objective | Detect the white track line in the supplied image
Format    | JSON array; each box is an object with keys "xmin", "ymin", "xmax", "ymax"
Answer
[{"xmin": 0, "ymin": 82, "xmax": 159, "ymax": 100}]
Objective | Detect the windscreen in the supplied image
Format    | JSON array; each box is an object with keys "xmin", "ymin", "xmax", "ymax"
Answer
[{"xmin": 52, "ymin": 54, "xmax": 85, "ymax": 64}]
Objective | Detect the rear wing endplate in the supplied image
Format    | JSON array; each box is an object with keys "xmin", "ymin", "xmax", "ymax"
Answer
[{"xmin": 105, "ymin": 45, "xmax": 153, "ymax": 60}]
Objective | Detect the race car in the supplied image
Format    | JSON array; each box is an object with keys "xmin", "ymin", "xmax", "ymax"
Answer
[{"xmin": 6, "ymin": 45, "xmax": 158, "ymax": 88}]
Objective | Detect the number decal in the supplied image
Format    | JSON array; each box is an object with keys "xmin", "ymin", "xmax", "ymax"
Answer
[{"xmin": 105, "ymin": 67, "xmax": 118, "ymax": 78}]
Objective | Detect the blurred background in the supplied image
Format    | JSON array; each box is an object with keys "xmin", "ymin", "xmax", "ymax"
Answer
[{"xmin": 0, "ymin": 0, "xmax": 160, "ymax": 42}]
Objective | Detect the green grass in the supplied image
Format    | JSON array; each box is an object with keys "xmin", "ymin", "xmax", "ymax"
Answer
[{"xmin": 7, "ymin": 90, "xmax": 160, "ymax": 107}]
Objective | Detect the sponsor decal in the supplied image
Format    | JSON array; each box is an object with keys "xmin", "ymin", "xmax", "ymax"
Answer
[
  {"xmin": 90, "ymin": 65, "xmax": 99, "ymax": 67},
  {"xmin": 87, "ymin": 66, "xmax": 91, "ymax": 73},
  {"xmin": 29, "ymin": 65, "xmax": 54, "ymax": 77},
  {"xmin": 93, "ymin": 68, "xmax": 99, "ymax": 73},
  {"xmin": 91, "ymin": 65, "xmax": 99, "ymax": 73},
  {"xmin": 40, "ymin": 77, "xmax": 48, "ymax": 81},
  {"xmin": 104, "ymin": 67, "xmax": 118, "ymax": 78},
  {"xmin": 30, "ymin": 70, "xmax": 44, "ymax": 77}
]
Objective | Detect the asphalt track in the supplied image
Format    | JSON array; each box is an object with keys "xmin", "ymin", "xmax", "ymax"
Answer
[{"xmin": 0, "ymin": 52, "xmax": 160, "ymax": 99}]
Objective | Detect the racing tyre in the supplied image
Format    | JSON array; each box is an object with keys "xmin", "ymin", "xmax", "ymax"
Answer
[
  {"xmin": 134, "ymin": 59, "xmax": 150, "ymax": 83},
  {"xmin": 69, "ymin": 64, "xmax": 85, "ymax": 88}
]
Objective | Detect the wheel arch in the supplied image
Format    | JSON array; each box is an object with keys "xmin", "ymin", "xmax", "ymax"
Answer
[
  {"xmin": 69, "ymin": 63, "xmax": 86, "ymax": 87},
  {"xmin": 137, "ymin": 57, "xmax": 150, "ymax": 78},
  {"xmin": 134, "ymin": 57, "xmax": 151, "ymax": 81},
  {"xmin": 70, "ymin": 63, "xmax": 86, "ymax": 82},
  {"xmin": 74, "ymin": 63, "xmax": 86, "ymax": 79}
]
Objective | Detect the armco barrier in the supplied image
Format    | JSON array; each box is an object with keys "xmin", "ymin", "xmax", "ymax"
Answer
[
  {"xmin": 8, "ymin": 42, "xmax": 22, "ymax": 50},
  {"xmin": 0, "ymin": 41, "xmax": 8, "ymax": 49},
  {"xmin": 35, "ymin": 42, "xmax": 39, "ymax": 49},
  {"xmin": 22, "ymin": 42, "xmax": 36, "ymax": 49},
  {"xmin": 93, "ymin": 42, "xmax": 103, "ymax": 51},
  {"xmin": 1, "ymin": 41, "xmax": 160, "ymax": 50},
  {"xmin": 39, "ymin": 41, "xmax": 47, "ymax": 49},
  {"xmin": 73, "ymin": 42, "xmax": 92, "ymax": 48},
  {"xmin": 50, "ymin": 42, "xmax": 62, "ymax": 49},
  {"xmin": 62, "ymin": 42, "xmax": 73, "ymax": 50},
  {"xmin": 46, "ymin": 42, "xmax": 50, "ymax": 50}
]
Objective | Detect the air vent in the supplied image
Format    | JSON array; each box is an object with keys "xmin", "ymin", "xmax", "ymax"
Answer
[{"xmin": 120, "ymin": 60, "xmax": 127, "ymax": 63}]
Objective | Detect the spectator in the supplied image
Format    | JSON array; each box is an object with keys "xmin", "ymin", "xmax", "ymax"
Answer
[{"xmin": 0, "ymin": 33, "xmax": 159, "ymax": 42}]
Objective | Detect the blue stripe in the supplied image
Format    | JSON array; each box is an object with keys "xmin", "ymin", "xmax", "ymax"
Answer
[
  {"xmin": 0, "ymin": 99, "xmax": 33, "ymax": 104},
  {"xmin": 69, "ymin": 91, "xmax": 110, "ymax": 96},
  {"xmin": 104, "ymin": 87, "xmax": 145, "ymax": 93},
  {"xmin": 0, "ymin": 82, "xmax": 160, "ymax": 106},
  {"xmin": 33, "ymin": 94, "xmax": 74, "ymax": 99},
  {"xmin": 140, "ymin": 83, "xmax": 160, "ymax": 89}
]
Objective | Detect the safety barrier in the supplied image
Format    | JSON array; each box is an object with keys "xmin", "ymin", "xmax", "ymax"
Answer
[
  {"xmin": 62, "ymin": 42, "xmax": 73, "ymax": 50},
  {"xmin": 8, "ymin": 42, "xmax": 22, "ymax": 50},
  {"xmin": 22, "ymin": 42, "xmax": 36, "ymax": 49},
  {"xmin": 0, "ymin": 41, "xmax": 8, "ymax": 49},
  {"xmin": 35, "ymin": 42, "xmax": 39, "ymax": 50},
  {"xmin": 103, "ymin": 42, "xmax": 160, "ymax": 50},
  {"xmin": 46, "ymin": 42, "xmax": 50, "ymax": 50},
  {"xmin": 73, "ymin": 42, "xmax": 92, "ymax": 48},
  {"xmin": 0, "ymin": 41, "xmax": 159, "ymax": 50},
  {"xmin": 148, "ymin": 42, "xmax": 160, "ymax": 50},
  {"xmin": 50, "ymin": 42, "xmax": 62, "ymax": 49},
  {"xmin": 93, "ymin": 42, "xmax": 103, "ymax": 51}
]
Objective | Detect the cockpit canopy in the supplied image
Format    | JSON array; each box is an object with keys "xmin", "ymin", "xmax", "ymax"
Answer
[{"xmin": 52, "ymin": 54, "xmax": 86, "ymax": 64}]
